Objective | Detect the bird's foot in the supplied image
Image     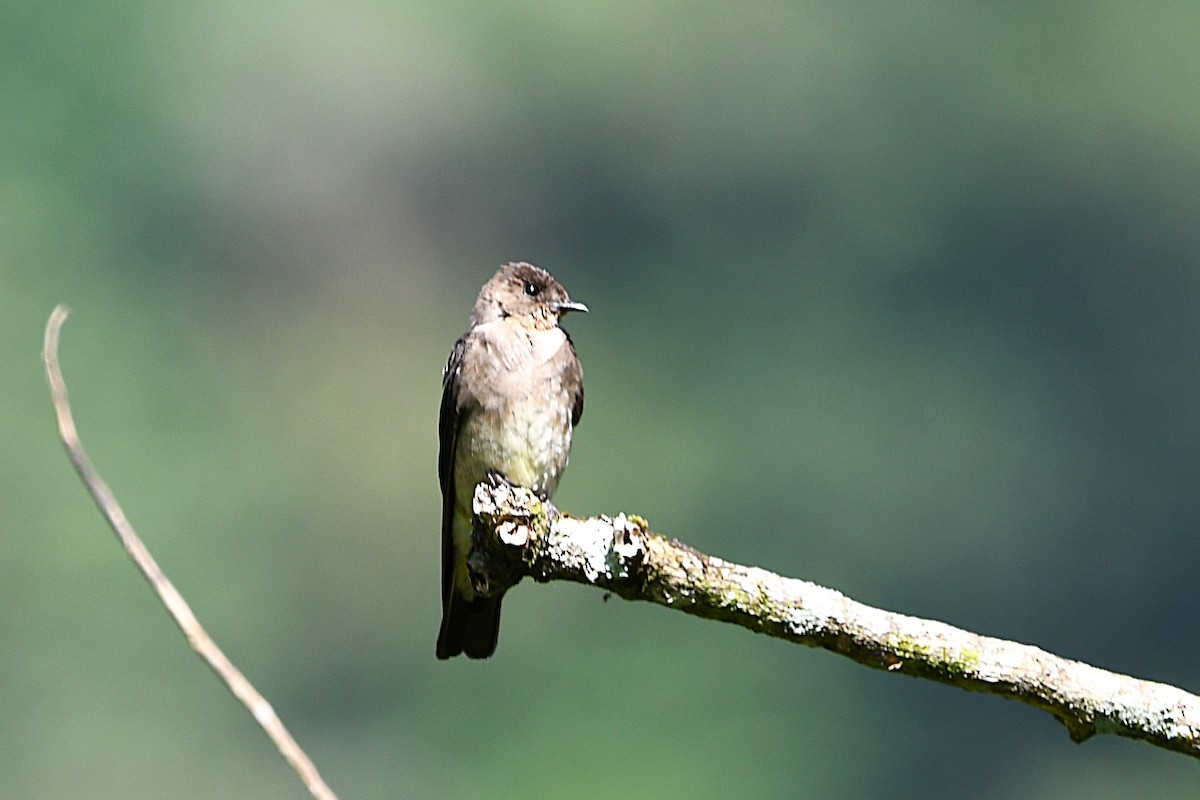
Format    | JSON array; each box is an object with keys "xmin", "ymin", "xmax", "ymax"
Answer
[{"xmin": 484, "ymin": 470, "xmax": 515, "ymax": 490}]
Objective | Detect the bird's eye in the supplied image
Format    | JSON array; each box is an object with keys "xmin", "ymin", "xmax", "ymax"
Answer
[{"xmin": 524, "ymin": 281, "xmax": 541, "ymax": 297}]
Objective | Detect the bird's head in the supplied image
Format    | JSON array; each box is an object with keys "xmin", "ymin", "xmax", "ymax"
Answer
[{"xmin": 471, "ymin": 262, "xmax": 587, "ymax": 328}]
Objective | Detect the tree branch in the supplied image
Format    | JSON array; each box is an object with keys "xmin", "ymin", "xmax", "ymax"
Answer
[
  {"xmin": 469, "ymin": 474, "xmax": 1200, "ymax": 759},
  {"xmin": 42, "ymin": 305, "xmax": 339, "ymax": 800}
]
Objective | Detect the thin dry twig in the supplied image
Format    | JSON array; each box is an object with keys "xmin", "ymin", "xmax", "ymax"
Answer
[{"xmin": 43, "ymin": 305, "xmax": 338, "ymax": 800}]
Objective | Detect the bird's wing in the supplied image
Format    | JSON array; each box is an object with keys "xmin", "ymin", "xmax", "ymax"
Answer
[
  {"xmin": 563, "ymin": 331, "xmax": 584, "ymax": 427},
  {"xmin": 438, "ymin": 335, "xmax": 469, "ymax": 606}
]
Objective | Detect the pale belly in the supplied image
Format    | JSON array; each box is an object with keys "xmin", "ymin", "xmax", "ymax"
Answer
[
  {"xmin": 450, "ymin": 399, "xmax": 573, "ymax": 600},
  {"xmin": 453, "ymin": 398, "xmax": 573, "ymax": 508}
]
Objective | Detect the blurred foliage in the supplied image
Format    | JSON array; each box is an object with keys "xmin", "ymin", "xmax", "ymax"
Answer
[{"xmin": 4, "ymin": 2, "xmax": 1200, "ymax": 798}]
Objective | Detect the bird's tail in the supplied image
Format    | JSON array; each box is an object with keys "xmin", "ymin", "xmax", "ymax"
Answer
[{"xmin": 437, "ymin": 592, "xmax": 502, "ymax": 659}]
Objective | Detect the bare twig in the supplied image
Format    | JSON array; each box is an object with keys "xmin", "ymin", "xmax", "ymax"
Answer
[
  {"xmin": 43, "ymin": 305, "xmax": 338, "ymax": 800},
  {"xmin": 470, "ymin": 476, "xmax": 1200, "ymax": 759}
]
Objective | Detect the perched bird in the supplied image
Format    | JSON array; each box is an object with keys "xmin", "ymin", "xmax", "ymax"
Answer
[{"xmin": 437, "ymin": 263, "xmax": 587, "ymax": 659}]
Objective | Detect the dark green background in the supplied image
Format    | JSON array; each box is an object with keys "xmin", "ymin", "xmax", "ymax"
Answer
[{"xmin": 5, "ymin": 3, "xmax": 1199, "ymax": 797}]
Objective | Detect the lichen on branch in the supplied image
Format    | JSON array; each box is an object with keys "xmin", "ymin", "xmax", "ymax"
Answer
[{"xmin": 468, "ymin": 477, "xmax": 1200, "ymax": 759}]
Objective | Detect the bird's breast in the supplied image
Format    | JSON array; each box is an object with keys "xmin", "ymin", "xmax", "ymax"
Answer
[{"xmin": 454, "ymin": 327, "xmax": 576, "ymax": 504}]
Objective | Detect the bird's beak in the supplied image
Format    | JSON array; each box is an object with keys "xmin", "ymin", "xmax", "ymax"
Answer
[{"xmin": 555, "ymin": 300, "xmax": 589, "ymax": 315}]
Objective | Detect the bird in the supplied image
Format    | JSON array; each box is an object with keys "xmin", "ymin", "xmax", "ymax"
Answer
[{"xmin": 437, "ymin": 262, "xmax": 587, "ymax": 659}]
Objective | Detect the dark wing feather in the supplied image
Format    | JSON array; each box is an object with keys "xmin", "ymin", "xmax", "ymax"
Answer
[
  {"xmin": 564, "ymin": 331, "xmax": 584, "ymax": 427},
  {"xmin": 438, "ymin": 336, "xmax": 468, "ymax": 606},
  {"xmin": 437, "ymin": 333, "xmax": 503, "ymax": 658}
]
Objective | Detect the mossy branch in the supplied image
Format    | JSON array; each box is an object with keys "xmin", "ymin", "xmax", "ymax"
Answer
[{"xmin": 468, "ymin": 475, "xmax": 1200, "ymax": 759}]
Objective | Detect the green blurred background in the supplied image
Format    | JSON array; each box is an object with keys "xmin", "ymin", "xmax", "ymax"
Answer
[{"xmin": 5, "ymin": 3, "xmax": 1200, "ymax": 797}]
